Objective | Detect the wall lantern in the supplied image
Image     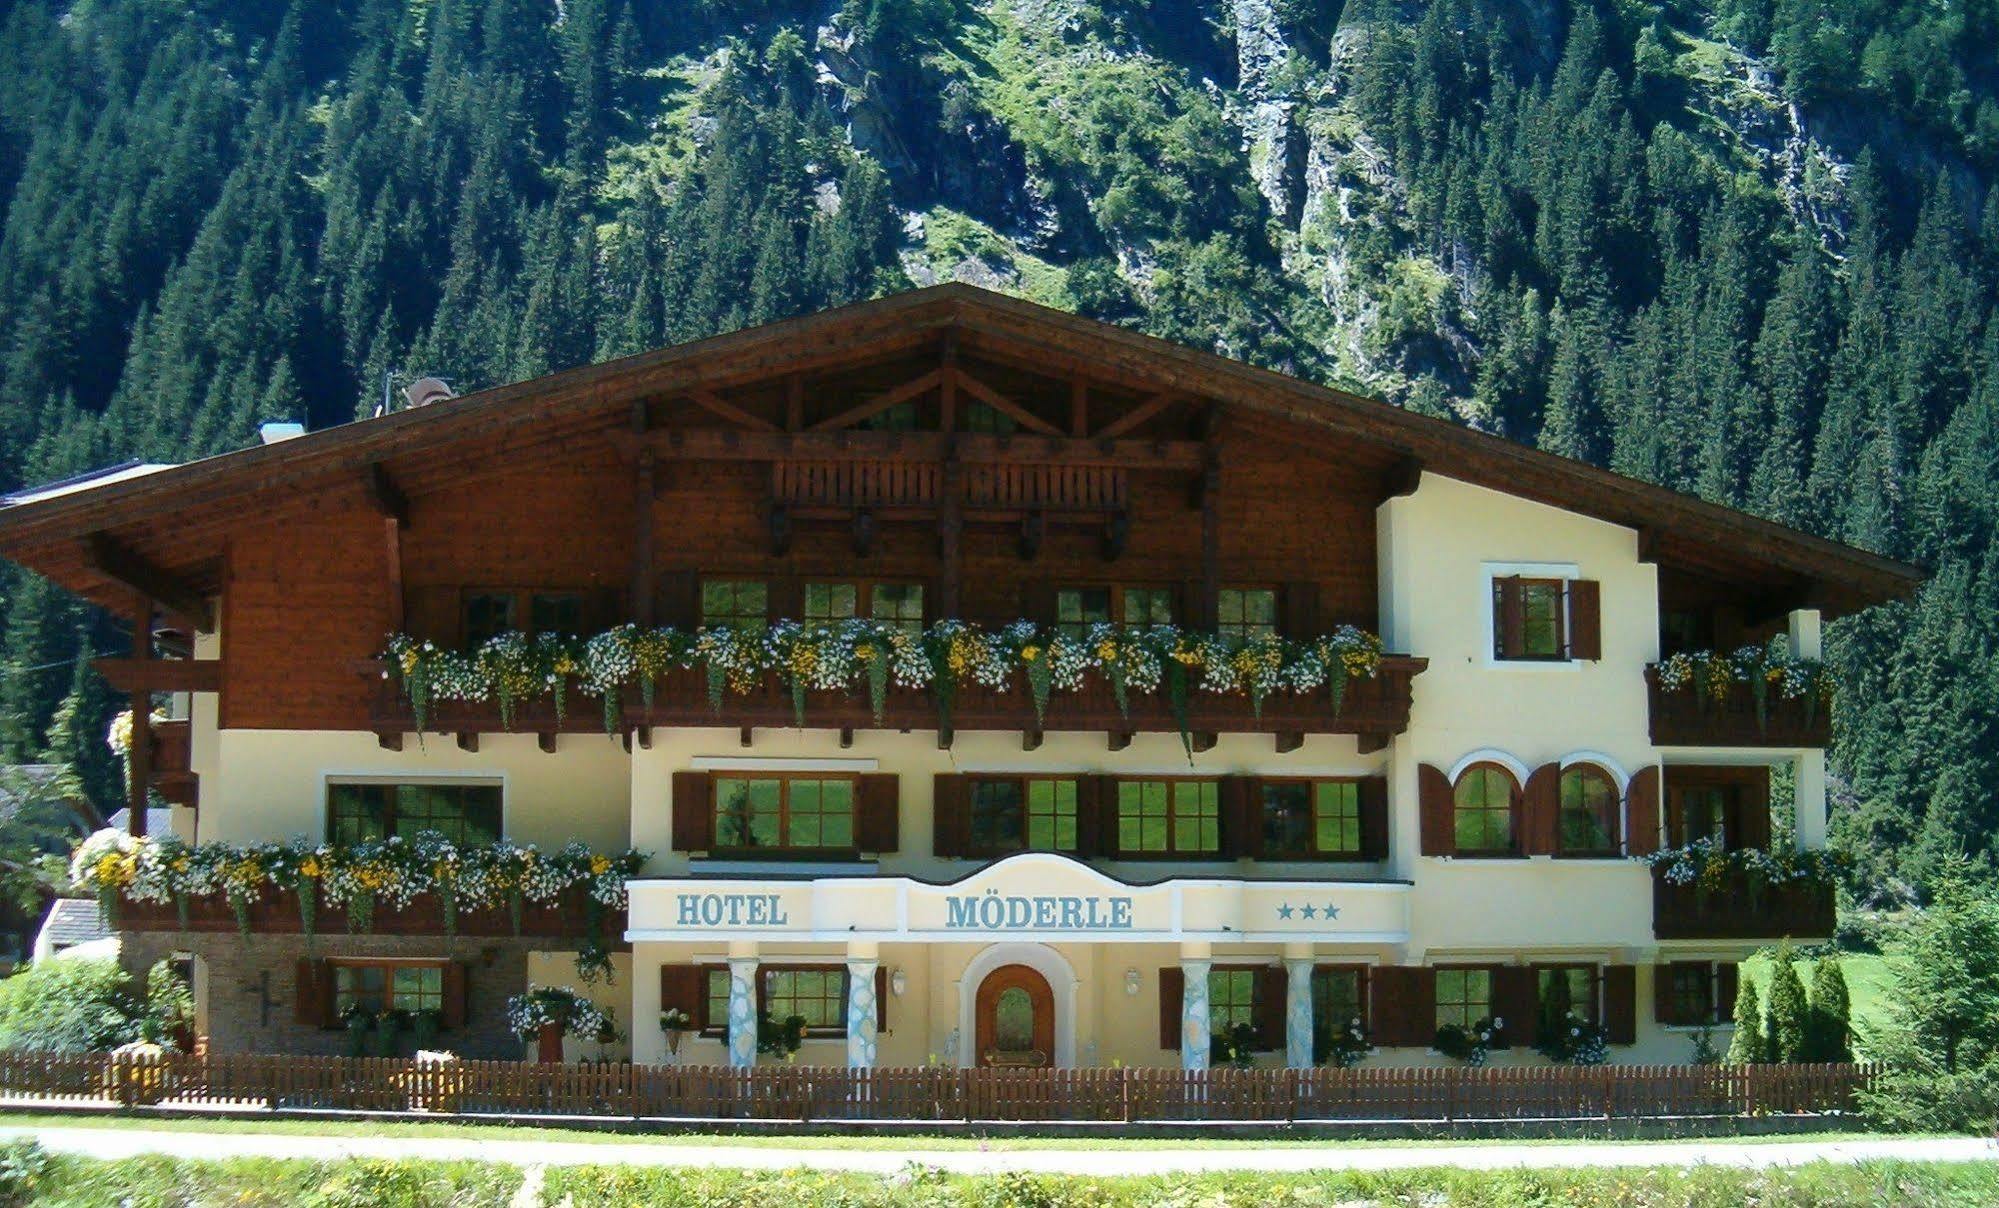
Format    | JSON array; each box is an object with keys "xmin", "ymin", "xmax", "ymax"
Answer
[
  {"xmin": 1124, "ymin": 968, "xmax": 1142, "ymax": 997},
  {"xmin": 889, "ymin": 968, "xmax": 908, "ymax": 998}
]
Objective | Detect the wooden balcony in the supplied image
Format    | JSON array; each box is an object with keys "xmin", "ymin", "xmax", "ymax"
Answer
[
  {"xmin": 1652, "ymin": 866, "xmax": 1836, "ymax": 941},
  {"xmin": 113, "ymin": 885, "xmax": 618, "ymax": 945},
  {"xmin": 1645, "ymin": 667, "xmax": 1830, "ymax": 748},
  {"xmin": 361, "ymin": 657, "xmax": 1427, "ymax": 751}
]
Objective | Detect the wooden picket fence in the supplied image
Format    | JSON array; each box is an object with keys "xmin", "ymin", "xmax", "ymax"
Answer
[{"xmin": 0, "ymin": 1052, "xmax": 1881, "ymax": 1124}]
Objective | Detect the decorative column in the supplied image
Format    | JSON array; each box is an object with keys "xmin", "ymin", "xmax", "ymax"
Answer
[
  {"xmin": 1284, "ymin": 958, "xmax": 1315, "ymax": 1070},
  {"xmin": 1179, "ymin": 957, "xmax": 1212, "ymax": 1072},
  {"xmin": 726, "ymin": 956, "xmax": 758, "ymax": 1068},
  {"xmin": 845, "ymin": 956, "xmax": 880, "ymax": 1069}
]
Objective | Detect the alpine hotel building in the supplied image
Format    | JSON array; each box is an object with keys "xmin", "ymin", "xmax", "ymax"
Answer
[{"xmin": 0, "ymin": 286, "xmax": 1920, "ymax": 1072}]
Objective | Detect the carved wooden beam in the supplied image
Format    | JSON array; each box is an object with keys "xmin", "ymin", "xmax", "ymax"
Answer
[
  {"xmin": 785, "ymin": 375, "xmax": 805, "ymax": 432},
  {"xmin": 123, "ymin": 597, "xmax": 151, "ymax": 837},
  {"xmin": 1274, "ymin": 731, "xmax": 1303, "ymax": 754},
  {"xmin": 809, "ymin": 369, "xmax": 943, "ymax": 432},
  {"xmin": 951, "ymin": 368, "xmax": 1063, "ymax": 437},
  {"xmin": 1189, "ymin": 732, "xmax": 1218, "ymax": 754},
  {"xmin": 1022, "ymin": 727, "xmax": 1043, "ymax": 752},
  {"xmin": 1378, "ymin": 455, "xmax": 1424, "ymax": 503},
  {"xmin": 1107, "ymin": 730, "xmax": 1134, "ymax": 752},
  {"xmin": 1069, "ymin": 379, "xmax": 1088, "ymax": 437},
  {"xmin": 83, "ymin": 534, "xmax": 212, "ymax": 633},
  {"xmin": 686, "ymin": 388, "xmax": 779, "ymax": 431},
  {"xmin": 620, "ymin": 429, "xmax": 1204, "ymax": 468},
  {"xmin": 538, "ymin": 732, "xmax": 558, "ymax": 754},
  {"xmin": 1095, "ymin": 391, "xmax": 1180, "ymax": 440},
  {"xmin": 456, "ymin": 732, "xmax": 479, "ymax": 753},
  {"xmin": 93, "ymin": 658, "xmax": 222, "ymax": 694},
  {"xmin": 1357, "ymin": 733, "xmax": 1389, "ymax": 755}
]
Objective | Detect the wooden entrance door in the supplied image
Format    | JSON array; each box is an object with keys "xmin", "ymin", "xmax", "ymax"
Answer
[{"xmin": 974, "ymin": 964, "xmax": 1054, "ymax": 1068}]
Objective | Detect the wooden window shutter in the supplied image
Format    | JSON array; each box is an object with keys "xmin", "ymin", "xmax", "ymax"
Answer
[
  {"xmin": 1522, "ymin": 763, "xmax": 1561, "ymax": 856},
  {"xmin": 1494, "ymin": 966, "xmax": 1538, "ymax": 1049},
  {"xmin": 1158, "ymin": 967, "xmax": 1184, "ymax": 1050},
  {"xmin": 1280, "ymin": 581, "xmax": 1319, "ymax": 639},
  {"xmin": 404, "ymin": 587, "xmax": 460, "ymax": 647},
  {"xmin": 660, "ymin": 964, "xmax": 703, "ymax": 1029},
  {"xmin": 656, "ymin": 570, "xmax": 700, "ymax": 629},
  {"xmin": 1182, "ymin": 578, "xmax": 1211, "ymax": 630},
  {"xmin": 1255, "ymin": 966, "xmax": 1288, "ymax": 1051},
  {"xmin": 1625, "ymin": 766, "xmax": 1660, "ymax": 856},
  {"xmin": 767, "ymin": 575, "xmax": 802, "ymax": 625},
  {"xmin": 1494, "ymin": 576, "xmax": 1526, "ymax": 658},
  {"xmin": 671, "ymin": 771, "xmax": 714, "ymax": 853},
  {"xmin": 1568, "ymin": 579, "xmax": 1602, "ymax": 660},
  {"xmin": 442, "ymin": 962, "xmax": 468, "ymax": 1030},
  {"xmin": 1418, "ymin": 764, "xmax": 1455, "ymax": 856},
  {"xmin": 1073, "ymin": 775, "xmax": 1102, "ymax": 857},
  {"xmin": 856, "ymin": 773, "xmax": 900, "ymax": 853},
  {"xmin": 1603, "ymin": 965, "xmax": 1636, "ymax": 1044},
  {"xmin": 1714, "ymin": 963, "xmax": 1739, "ymax": 1026},
  {"xmin": 931, "ymin": 774, "xmax": 969, "ymax": 858},
  {"xmin": 1370, "ymin": 966, "xmax": 1432, "ymax": 1048},
  {"xmin": 1737, "ymin": 772, "xmax": 1773, "ymax": 851},
  {"xmin": 1021, "ymin": 581, "xmax": 1056, "ymax": 627},
  {"xmin": 1220, "ymin": 776, "xmax": 1259, "ymax": 859},
  {"xmin": 874, "ymin": 965, "xmax": 889, "ymax": 1034},
  {"xmin": 294, "ymin": 959, "xmax": 331, "ymax": 1028},
  {"xmin": 1357, "ymin": 776, "xmax": 1390, "ymax": 861}
]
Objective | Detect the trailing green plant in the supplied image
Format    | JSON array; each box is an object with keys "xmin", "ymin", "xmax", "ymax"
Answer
[
  {"xmin": 505, "ymin": 986, "xmax": 615, "ymax": 1043},
  {"xmin": 1653, "ymin": 640, "xmax": 1835, "ymax": 731},
  {"xmin": 1641, "ymin": 838, "xmax": 1847, "ymax": 898}
]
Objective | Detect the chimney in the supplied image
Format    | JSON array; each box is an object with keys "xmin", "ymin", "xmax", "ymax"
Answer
[{"xmin": 259, "ymin": 422, "xmax": 306, "ymax": 445}]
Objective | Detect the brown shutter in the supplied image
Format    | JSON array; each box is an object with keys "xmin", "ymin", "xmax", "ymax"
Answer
[
  {"xmin": 404, "ymin": 586, "xmax": 460, "ymax": 646},
  {"xmin": 1625, "ymin": 766, "xmax": 1660, "ymax": 856},
  {"xmin": 1495, "ymin": 576, "xmax": 1525, "ymax": 658},
  {"xmin": 931, "ymin": 774, "xmax": 969, "ymax": 858},
  {"xmin": 1568, "ymin": 579, "xmax": 1602, "ymax": 660},
  {"xmin": 1097, "ymin": 776, "xmax": 1125, "ymax": 857},
  {"xmin": 671, "ymin": 771, "xmax": 714, "ymax": 853},
  {"xmin": 767, "ymin": 575, "xmax": 802, "ymax": 625},
  {"xmin": 1522, "ymin": 763, "xmax": 1561, "ymax": 856},
  {"xmin": 295, "ymin": 959, "xmax": 330, "ymax": 1028},
  {"xmin": 1354, "ymin": 966, "xmax": 1374, "ymax": 1032},
  {"xmin": 1604, "ymin": 965, "xmax": 1636, "ymax": 1044},
  {"xmin": 1255, "ymin": 966, "xmax": 1287, "ymax": 1051},
  {"xmin": 1158, "ymin": 967, "xmax": 1185, "ymax": 1050},
  {"xmin": 1280, "ymin": 581, "xmax": 1319, "ymax": 639},
  {"xmin": 1221, "ymin": 776, "xmax": 1258, "ymax": 859},
  {"xmin": 1714, "ymin": 962, "xmax": 1739, "ymax": 1027},
  {"xmin": 874, "ymin": 965, "xmax": 889, "ymax": 1034},
  {"xmin": 657, "ymin": 570, "xmax": 700, "ymax": 629},
  {"xmin": 1183, "ymin": 578, "xmax": 1211, "ymax": 630},
  {"xmin": 1418, "ymin": 764, "xmax": 1454, "ymax": 856},
  {"xmin": 1494, "ymin": 966, "xmax": 1537, "ymax": 1049},
  {"xmin": 1021, "ymin": 581, "xmax": 1056, "ymax": 627},
  {"xmin": 442, "ymin": 961, "xmax": 468, "ymax": 1030},
  {"xmin": 1357, "ymin": 776, "xmax": 1390, "ymax": 861},
  {"xmin": 1073, "ymin": 775, "xmax": 1102, "ymax": 857},
  {"xmin": 856, "ymin": 773, "xmax": 900, "ymax": 853},
  {"xmin": 1736, "ymin": 772, "xmax": 1773, "ymax": 851},
  {"xmin": 1654, "ymin": 964, "xmax": 1681, "ymax": 1027},
  {"xmin": 1371, "ymin": 966, "xmax": 1432, "ymax": 1048},
  {"xmin": 660, "ymin": 964, "xmax": 703, "ymax": 1031}
]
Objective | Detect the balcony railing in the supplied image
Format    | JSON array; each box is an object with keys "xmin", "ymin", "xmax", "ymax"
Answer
[
  {"xmin": 148, "ymin": 719, "xmax": 197, "ymax": 807},
  {"xmin": 361, "ymin": 656, "xmax": 1428, "ymax": 748},
  {"xmin": 1652, "ymin": 865, "xmax": 1836, "ymax": 941},
  {"xmin": 1645, "ymin": 666, "xmax": 1830, "ymax": 748},
  {"xmin": 112, "ymin": 886, "xmax": 616, "ymax": 945}
]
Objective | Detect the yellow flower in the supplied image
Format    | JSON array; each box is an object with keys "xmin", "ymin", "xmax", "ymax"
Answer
[
  {"xmin": 1096, "ymin": 641, "xmax": 1117, "ymax": 662},
  {"xmin": 400, "ymin": 650, "xmax": 419, "ymax": 674},
  {"xmin": 1021, "ymin": 645, "xmax": 1041, "ymax": 663},
  {"xmin": 299, "ymin": 857, "xmax": 321, "ymax": 879},
  {"xmin": 590, "ymin": 855, "xmax": 611, "ymax": 876}
]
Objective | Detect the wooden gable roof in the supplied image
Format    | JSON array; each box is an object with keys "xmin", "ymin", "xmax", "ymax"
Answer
[{"xmin": 0, "ymin": 284, "xmax": 1921, "ymax": 623}]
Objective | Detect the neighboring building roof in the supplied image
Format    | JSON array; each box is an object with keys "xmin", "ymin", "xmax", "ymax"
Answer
[
  {"xmin": 0, "ymin": 764, "xmax": 63, "ymax": 822},
  {"xmin": 0, "ymin": 284, "xmax": 1923, "ymax": 618},
  {"xmin": 0, "ymin": 460, "xmax": 176, "ymax": 507},
  {"xmin": 104, "ymin": 807, "xmax": 172, "ymax": 835},
  {"xmin": 36, "ymin": 898, "xmax": 110, "ymax": 951}
]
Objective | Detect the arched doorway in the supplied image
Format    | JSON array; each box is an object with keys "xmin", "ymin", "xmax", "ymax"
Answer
[{"xmin": 974, "ymin": 964, "xmax": 1054, "ymax": 1067}]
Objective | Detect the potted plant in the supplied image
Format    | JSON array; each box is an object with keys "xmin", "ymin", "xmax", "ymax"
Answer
[
  {"xmin": 1208, "ymin": 1022, "xmax": 1259, "ymax": 1070},
  {"xmin": 505, "ymin": 985, "xmax": 614, "ymax": 1064},
  {"xmin": 659, "ymin": 1007, "xmax": 692, "ymax": 1057},
  {"xmin": 757, "ymin": 1012, "xmax": 808, "ymax": 1062},
  {"xmin": 1316, "ymin": 1015, "xmax": 1373, "ymax": 1069},
  {"xmin": 1434, "ymin": 1016, "xmax": 1501, "ymax": 1066},
  {"xmin": 372, "ymin": 1007, "xmax": 408, "ymax": 1058}
]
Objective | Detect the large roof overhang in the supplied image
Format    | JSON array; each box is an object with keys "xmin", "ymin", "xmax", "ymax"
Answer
[{"xmin": 0, "ymin": 284, "xmax": 1922, "ymax": 620}]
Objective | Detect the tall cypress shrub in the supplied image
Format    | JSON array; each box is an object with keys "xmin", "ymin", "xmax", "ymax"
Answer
[
  {"xmin": 1727, "ymin": 974, "xmax": 1768, "ymax": 1064},
  {"xmin": 1808, "ymin": 958, "xmax": 1853, "ymax": 1062},
  {"xmin": 1766, "ymin": 944, "xmax": 1810, "ymax": 1062}
]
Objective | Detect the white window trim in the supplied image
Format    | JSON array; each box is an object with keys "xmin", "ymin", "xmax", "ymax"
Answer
[
  {"xmin": 1481, "ymin": 561, "xmax": 1583, "ymax": 671},
  {"xmin": 1446, "ymin": 748, "xmax": 1532, "ymax": 786}
]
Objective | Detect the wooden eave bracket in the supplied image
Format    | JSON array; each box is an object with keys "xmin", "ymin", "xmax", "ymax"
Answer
[
  {"xmin": 93, "ymin": 657, "xmax": 222, "ymax": 694},
  {"xmin": 83, "ymin": 533, "xmax": 212, "ymax": 633},
  {"xmin": 365, "ymin": 463, "xmax": 409, "ymax": 526},
  {"xmin": 1379, "ymin": 455, "xmax": 1424, "ymax": 503}
]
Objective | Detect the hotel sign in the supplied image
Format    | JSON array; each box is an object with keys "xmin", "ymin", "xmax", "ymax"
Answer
[{"xmin": 626, "ymin": 852, "xmax": 1409, "ymax": 943}]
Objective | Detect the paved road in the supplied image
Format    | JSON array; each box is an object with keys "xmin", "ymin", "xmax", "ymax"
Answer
[{"xmin": 3, "ymin": 1125, "xmax": 1995, "ymax": 1175}]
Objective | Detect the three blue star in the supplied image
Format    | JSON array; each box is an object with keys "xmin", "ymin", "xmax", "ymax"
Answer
[{"xmin": 1276, "ymin": 903, "xmax": 1294, "ymax": 919}]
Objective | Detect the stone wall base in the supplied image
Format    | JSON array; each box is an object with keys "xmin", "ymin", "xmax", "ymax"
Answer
[{"xmin": 119, "ymin": 930, "xmax": 569, "ymax": 1059}]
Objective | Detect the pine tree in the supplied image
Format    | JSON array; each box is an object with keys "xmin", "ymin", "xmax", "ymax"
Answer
[
  {"xmin": 1727, "ymin": 974, "xmax": 1767, "ymax": 1065},
  {"xmin": 1765, "ymin": 944, "xmax": 1810, "ymax": 1063},
  {"xmin": 1806, "ymin": 958, "xmax": 1853, "ymax": 1063}
]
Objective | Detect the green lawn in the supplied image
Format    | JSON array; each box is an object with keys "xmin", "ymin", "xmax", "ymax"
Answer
[
  {"xmin": 19, "ymin": 1153, "xmax": 1999, "ymax": 1207},
  {"xmin": 1740, "ymin": 952, "xmax": 1895, "ymax": 1052},
  {"xmin": 0, "ymin": 1111, "xmax": 1920, "ymax": 1152}
]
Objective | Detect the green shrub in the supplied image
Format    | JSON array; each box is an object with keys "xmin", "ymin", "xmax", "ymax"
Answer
[
  {"xmin": 1807, "ymin": 957, "xmax": 1853, "ymax": 1062},
  {"xmin": 1861, "ymin": 865, "xmax": 1999, "ymax": 1131},
  {"xmin": 0, "ymin": 1140, "xmax": 47, "ymax": 1206},
  {"xmin": 1726, "ymin": 974, "xmax": 1769, "ymax": 1064},
  {"xmin": 0, "ymin": 958, "xmax": 143, "ymax": 1052},
  {"xmin": 1766, "ymin": 942, "xmax": 1810, "ymax": 1062}
]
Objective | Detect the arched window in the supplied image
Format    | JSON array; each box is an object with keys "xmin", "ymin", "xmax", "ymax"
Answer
[
  {"xmin": 1452, "ymin": 763, "xmax": 1518, "ymax": 854},
  {"xmin": 1558, "ymin": 765, "xmax": 1620, "ymax": 855}
]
